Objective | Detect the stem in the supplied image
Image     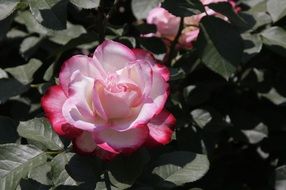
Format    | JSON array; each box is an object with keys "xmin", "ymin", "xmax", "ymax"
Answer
[
  {"xmin": 98, "ymin": 0, "xmax": 120, "ymax": 43},
  {"xmin": 104, "ymin": 170, "xmax": 112, "ymax": 190},
  {"xmin": 166, "ymin": 17, "xmax": 184, "ymax": 66}
]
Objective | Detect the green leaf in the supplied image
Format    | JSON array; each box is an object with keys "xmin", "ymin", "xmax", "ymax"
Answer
[
  {"xmin": 69, "ymin": 0, "xmax": 100, "ymax": 9},
  {"xmin": 15, "ymin": 11, "xmax": 48, "ymax": 35},
  {"xmin": 50, "ymin": 153, "xmax": 77, "ymax": 187},
  {"xmin": 190, "ymin": 109, "xmax": 212, "ymax": 128},
  {"xmin": 0, "ymin": 78, "xmax": 28, "ymax": 104},
  {"xmin": 162, "ymin": 0, "xmax": 204, "ymax": 17},
  {"xmin": 242, "ymin": 122, "xmax": 268, "ymax": 144},
  {"xmin": 43, "ymin": 63, "xmax": 55, "ymax": 81},
  {"xmin": 267, "ymin": 0, "xmax": 286, "ymax": 22},
  {"xmin": 108, "ymin": 149, "xmax": 150, "ymax": 188},
  {"xmin": 131, "ymin": 0, "xmax": 161, "ymax": 19},
  {"xmin": 6, "ymin": 28, "xmax": 28, "ymax": 39},
  {"xmin": 196, "ymin": 16, "xmax": 243, "ymax": 79},
  {"xmin": 241, "ymin": 33, "xmax": 262, "ymax": 63},
  {"xmin": 0, "ymin": 116, "xmax": 19, "ymax": 144},
  {"xmin": 55, "ymin": 32, "xmax": 99, "ymax": 56},
  {"xmin": 28, "ymin": 0, "xmax": 68, "ymax": 30},
  {"xmin": 17, "ymin": 117, "xmax": 64, "ymax": 150},
  {"xmin": 152, "ymin": 151, "xmax": 209, "ymax": 186},
  {"xmin": 27, "ymin": 163, "xmax": 52, "ymax": 185},
  {"xmin": 259, "ymin": 88, "xmax": 286, "ymax": 105},
  {"xmin": 5, "ymin": 58, "xmax": 42, "ymax": 85},
  {"xmin": 49, "ymin": 23, "xmax": 86, "ymax": 45},
  {"xmin": 0, "ymin": 0, "xmax": 20, "ymax": 20},
  {"xmin": 20, "ymin": 36, "xmax": 43, "ymax": 59},
  {"xmin": 261, "ymin": 26, "xmax": 286, "ymax": 57},
  {"xmin": 275, "ymin": 165, "xmax": 286, "ymax": 190},
  {"xmin": 0, "ymin": 68, "xmax": 8, "ymax": 79},
  {"xmin": 0, "ymin": 144, "xmax": 47, "ymax": 190}
]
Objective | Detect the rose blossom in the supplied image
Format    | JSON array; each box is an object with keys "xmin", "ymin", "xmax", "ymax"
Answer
[
  {"xmin": 146, "ymin": 0, "xmax": 239, "ymax": 48},
  {"xmin": 41, "ymin": 40, "xmax": 175, "ymax": 159}
]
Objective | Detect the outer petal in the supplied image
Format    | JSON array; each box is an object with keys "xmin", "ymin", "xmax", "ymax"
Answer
[
  {"xmin": 73, "ymin": 131, "xmax": 117, "ymax": 160},
  {"xmin": 145, "ymin": 110, "xmax": 176, "ymax": 147},
  {"xmin": 59, "ymin": 55, "xmax": 105, "ymax": 95},
  {"xmin": 73, "ymin": 131, "xmax": 97, "ymax": 154},
  {"xmin": 179, "ymin": 29, "xmax": 200, "ymax": 49},
  {"xmin": 41, "ymin": 85, "xmax": 82, "ymax": 138},
  {"xmin": 93, "ymin": 126, "xmax": 149, "ymax": 153},
  {"xmin": 147, "ymin": 7, "xmax": 180, "ymax": 37},
  {"xmin": 93, "ymin": 40, "xmax": 136, "ymax": 73}
]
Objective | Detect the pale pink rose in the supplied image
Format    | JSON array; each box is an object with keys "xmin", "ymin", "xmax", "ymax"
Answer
[
  {"xmin": 41, "ymin": 40, "xmax": 175, "ymax": 160},
  {"xmin": 146, "ymin": 0, "xmax": 238, "ymax": 48}
]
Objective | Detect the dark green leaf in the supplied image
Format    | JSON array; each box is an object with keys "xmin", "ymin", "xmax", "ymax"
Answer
[
  {"xmin": 66, "ymin": 154, "xmax": 103, "ymax": 188},
  {"xmin": 0, "ymin": 0, "xmax": 19, "ymax": 20},
  {"xmin": 196, "ymin": 16, "xmax": 243, "ymax": 79},
  {"xmin": 19, "ymin": 178, "xmax": 50, "ymax": 190},
  {"xmin": 162, "ymin": 0, "xmax": 204, "ymax": 17},
  {"xmin": 131, "ymin": 0, "xmax": 161, "ymax": 19},
  {"xmin": 28, "ymin": 0, "xmax": 68, "ymax": 30},
  {"xmin": 241, "ymin": 33, "xmax": 262, "ymax": 63},
  {"xmin": 207, "ymin": 2, "xmax": 249, "ymax": 28},
  {"xmin": 17, "ymin": 117, "xmax": 64, "ymax": 150},
  {"xmin": 108, "ymin": 149, "xmax": 150, "ymax": 188},
  {"xmin": 0, "ymin": 116, "xmax": 18, "ymax": 144},
  {"xmin": 138, "ymin": 37, "xmax": 166, "ymax": 54},
  {"xmin": 0, "ymin": 78, "xmax": 28, "ymax": 104},
  {"xmin": 5, "ymin": 58, "xmax": 42, "ymax": 85},
  {"xmin": 267, "ymin": 0, "xmax": 286, "ymax": 22},
  {"xmin": 50, "ymin": 153, "xmax": 77, "ymax": 187},
  {"xmin": 0, "ymin": 13, "xmax": 15, "ymax": 40},
  {"xmin": 0, "ymin": 144, "xmax": 47, "ymax": 190},
  {"xmin": 134, "ymin": 23, "xmax": 157, "ymax": 35},
  {"xmin": 69, "ymin": 0, "xmax": 100, "ymax": 9},
  {"xmin": 152, "ymin": 151, "xmax": 209, "ymax": 185}
]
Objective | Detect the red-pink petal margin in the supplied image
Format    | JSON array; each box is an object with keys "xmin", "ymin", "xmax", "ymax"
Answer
[
  {"xmin": 41, "ymin": 85, "xmax": 82, "ymax": 138},
  {"xmin": 132, "ymin": 49, "xmax": 170, "ymax": 81},
  {"xmin": 145, "ymin": 110, "xmax": 176, "ymax": 147}
]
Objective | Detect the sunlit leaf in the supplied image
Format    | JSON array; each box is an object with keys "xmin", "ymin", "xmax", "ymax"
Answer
[{"xmin": 0, "ymin": 144, "xmax": 47, "ymax": 190}]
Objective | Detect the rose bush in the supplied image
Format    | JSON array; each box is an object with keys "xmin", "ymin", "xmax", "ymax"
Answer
[
  {"xmin": 41, "ymin": 40, "xmax": 175, "ymax": 159},
  {"xmin": 146, "ymin": 0, "xmax": 238, "ymax": 48}
]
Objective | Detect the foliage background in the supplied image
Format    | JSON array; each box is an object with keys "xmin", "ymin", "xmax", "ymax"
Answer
[{"xmin": 0, "ymin": 0, "xmax": 286, "ymax": 189}]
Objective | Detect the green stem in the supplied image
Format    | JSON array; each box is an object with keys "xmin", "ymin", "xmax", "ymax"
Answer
[{"xmin": 166, "ymin": 17, "xmax": 184, "ymax": 66}]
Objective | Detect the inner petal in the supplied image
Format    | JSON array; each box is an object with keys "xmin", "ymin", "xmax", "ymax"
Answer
[{"xmin": 93, "ymin": 73, "xmax": 143, "ymax": 121}]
